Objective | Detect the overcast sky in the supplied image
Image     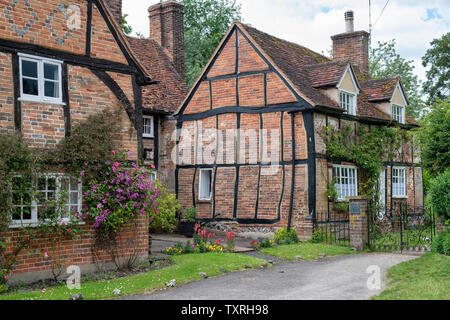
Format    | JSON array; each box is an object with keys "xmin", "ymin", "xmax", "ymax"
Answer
[{"xmin": 123, "ymin": 0, "xmax": 449, "ymax": 85}]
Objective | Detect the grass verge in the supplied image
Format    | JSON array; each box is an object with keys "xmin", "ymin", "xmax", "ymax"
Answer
[
  {"xmin": 373, "ymin": 252, "xmax": 450, "ymax": 300},
  {"xmin": 259, "ymin": 242, "xmax": 357, "ymax": 260},
  {"xmin": 0, "ymin": 253, "xmax": 264, "ymax": 300}
]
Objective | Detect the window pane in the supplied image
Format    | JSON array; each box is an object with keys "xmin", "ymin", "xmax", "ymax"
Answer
[
  {"xmin": 200, "ymin": 170, "xmax": 212, "ymax": 199},
  {"xmin": 12, "ymin": 207, "xmax": 21, "ymax": 220},
  {"xmin": 44, "ymin": 81, "xmax": 59, "ymax": 98},
  {"xmin": 22, "ymin": 207, "xmax": 32, "ymax": 220},
  {"xmin": 22, "ymin": 78, "xmax": 38, "ymax": 96},
  {"xmin": 70, "ymin": 192, "xmax": 78, "ymax": 204},
  {"xmin": 44, "ymin": 63, "xmax": 59, "ymax": 80},
  {"xmin": 38, "ymin": 177, "xmax": 46, "ymax": 190},
  {"xmin": 22, "ymin": 60, "xmax": 38, "ymax": 78}
]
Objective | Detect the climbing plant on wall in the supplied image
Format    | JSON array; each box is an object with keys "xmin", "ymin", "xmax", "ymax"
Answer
[{"xmin": 323, "ymin": 123, "xmax": 408, "ymax": 199}]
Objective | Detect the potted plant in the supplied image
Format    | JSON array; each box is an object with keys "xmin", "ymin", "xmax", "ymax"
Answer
[{"xmin": 178, "ymin": 206, "xmax": 197, "ymax": 237}]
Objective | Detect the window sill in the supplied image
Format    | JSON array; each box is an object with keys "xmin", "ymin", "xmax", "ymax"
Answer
[
  {"xmin": 142, "ymin": 135, "xmax": 155, "ymax": 139},
  {"xmin": 18, "ymin": 97, "xmax": 66, "ymax": 106},
  {"xmin": 197, "ymin": 199, "xmax": 212, "ymax": 203},
  {"xmin": 392, "ymin": 196, "xmax": 408, "ymax": 199}
]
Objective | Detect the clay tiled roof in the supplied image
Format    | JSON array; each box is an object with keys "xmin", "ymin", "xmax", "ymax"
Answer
[
  {"xmin": 360, "ymin": 77, "xmax": 399, "ymax": 102},
  {"xmin": 304, "ymin": 60, "xmax": 350, "ymax": 88},
  {"xmin": 127, "ymin": 37, "xmax": 189, "ymax": 114},
  {"xmin": 238, "ymin": 23, "xmax": 341, "ymax": 110},
  {"xmin": 237, "ymin": 23, "xmax": 418, "ymax": 126}
]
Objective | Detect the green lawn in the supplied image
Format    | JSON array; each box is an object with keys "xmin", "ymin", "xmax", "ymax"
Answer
[
  {"xmin": 259, "ymin": 242, "xmax": 357, "ymax": 260},
  {"xmin": 373, "ymin": 253, "xmax": 450, "ymax": 300},
  {"xmin": 0, "ymin": 253, "xmax": 264, "ymax": 300}
]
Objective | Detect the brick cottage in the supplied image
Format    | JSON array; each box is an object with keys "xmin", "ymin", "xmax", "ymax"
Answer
[
  {"xmin": 0, "ymin": 0, "xmax": 424, "ymax": 283},
  {"xmin": 0, "ymin": 0, "xmax": 186, "ymax": 283},
  {"xmin": 174, "ymin": 12, "xmax": 423, "ymax": 240}
]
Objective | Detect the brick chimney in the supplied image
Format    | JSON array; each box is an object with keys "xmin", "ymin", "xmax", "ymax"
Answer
[
  {"xmin": 148, "ymin": 1, "xmax": 185, "ymax": 79},
  {"xmin": 331, "ymin": 10, "xmax": 369, "ymax": 78},
  {"xmin": 103, "ymin": 0, "xmax": 123, "ymax": 26}
]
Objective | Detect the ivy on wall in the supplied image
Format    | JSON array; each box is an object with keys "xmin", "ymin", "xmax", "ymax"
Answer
[{"xmin": 322, "ymin": 123, "xmax": 409, "ymax": 199}]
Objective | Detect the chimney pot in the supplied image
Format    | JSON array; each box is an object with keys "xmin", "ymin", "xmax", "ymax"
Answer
[
  {"xmin": 331, "ymin": 10, "xmax": 369, "ymax": 78},
  {"xmin": 345, "ymin": 10, "xmax": 354, "ymax": 32}
]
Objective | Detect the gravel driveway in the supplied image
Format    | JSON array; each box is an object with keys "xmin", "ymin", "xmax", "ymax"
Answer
[{"xmin": 121, "ymin": 252, "xmax": 418, "ymax": 300}]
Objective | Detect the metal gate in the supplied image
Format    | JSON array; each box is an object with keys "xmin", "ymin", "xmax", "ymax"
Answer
[
  {"xmin": 313, "ymin": 211, "xmax": 350, "ymax": 246},
  {"xmin": 368, "ymin": 203, "xmax": 437, "ymax": 252}
]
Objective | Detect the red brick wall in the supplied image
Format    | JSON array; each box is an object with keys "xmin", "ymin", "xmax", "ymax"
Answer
[
  {"xmin": 91, "ymin": 2, "xmax": 128, "ymax": 64},
  {"xmin": 314, "ymin": 113, "xmax": 423, "ymax": 214},
  {"xmin": 0, "ymin": 52, "xmax": 14, "ymax": 134},
  {"xmin": 0, "ymin": 0, "xmax": 87, "ymax": 55},
  {"xmin": 0, "ymin": 0, "xmax": 146, "ymax": 280},
  {"xmin": 237, "ymin": 31, "xmax": 268, "ymax": 73},
  {"xmin": 332, "ymin": 31, "xmax": 369, "ymax": 78},
  {"xmin": 177, "ymin": 26, "xmax": 312, "ymax": 237},
  {"xmin": 2, "ymin": 213, "xmax": 148, "ymax": 279}
]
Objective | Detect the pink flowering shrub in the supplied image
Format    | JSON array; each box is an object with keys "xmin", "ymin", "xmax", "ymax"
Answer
[{"xmin": 80, "ymin": 152, "xmax": 161, "ymax": 235}]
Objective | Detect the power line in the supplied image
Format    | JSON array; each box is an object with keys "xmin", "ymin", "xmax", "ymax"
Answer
[{"xmin": 372, "ymin": 0, "xmax": 390, "ymax": 32}]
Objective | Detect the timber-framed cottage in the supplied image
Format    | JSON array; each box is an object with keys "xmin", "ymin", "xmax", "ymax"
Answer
[
  {"xmin": 0, "ymin": 0, "xmax": 187, "ymax": 282},
  {"xmin": 174, "ymin": 11, "xmax": 422, "ymax": 239}
]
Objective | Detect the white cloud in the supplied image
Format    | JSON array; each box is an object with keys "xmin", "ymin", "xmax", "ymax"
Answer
[{"xmin": 122, "ymin": 0, "xmax": 450, "ymax": 84}]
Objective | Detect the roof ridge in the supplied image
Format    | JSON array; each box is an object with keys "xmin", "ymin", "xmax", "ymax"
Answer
[{"xmin": 237, "ymin": 22, "xmax": 331, "ymax": 63}]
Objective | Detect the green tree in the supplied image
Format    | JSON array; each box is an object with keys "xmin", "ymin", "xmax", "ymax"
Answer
[
  {"xmin": 121, "ymin": 14, "xmax": 133, "ymax": 35},
  {"xmin": 422, "ymin": 32, "xmax": 450, "ymax": 104},
  {"xmin": 417, "ymin": 98, "xmax": 450, "ymax": 176},
  {"xmin": 369, "ymin": 40, "xmax": 425, "ymax": 119},
  {"xmin": 428, "ymin": 169, "xmax": 450, "ymax": 219},
  {"xmin": 182, "ymin": 0, "xmax": 242, "ymax": 87}
]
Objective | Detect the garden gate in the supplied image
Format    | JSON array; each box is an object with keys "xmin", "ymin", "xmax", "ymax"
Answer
[
  {"xmin": 368, "ymin": 203, "xmax": 437, "ymax": 252},
  {"xmin": 313, "ymin": 211, "xmax": 350, "ymax": 246}
]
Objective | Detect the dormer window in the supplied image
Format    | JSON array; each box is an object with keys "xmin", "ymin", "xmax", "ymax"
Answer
[
  {"xmin": 392, "ymin": 104, "xmax": 405, "ymax": 124},
  {"xmin": 339, "ymin": 90, "xmax": 356, "ymax": 115}
]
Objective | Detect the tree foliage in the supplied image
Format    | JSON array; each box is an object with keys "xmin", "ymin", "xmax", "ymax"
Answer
[
  {"xmin": 417, "ymin": 98, "xmax": 450, "ymax": 177},
  {"xmin": 422, "ymin": 32, "xmax": 450, "ymax": 104},
  {"xmin": 181, "ymin": 0, "xmax": 242, "ymax": 87},
  {"xmin": 369, "ymin": 39, "xmax": 425, "ymax": 119},
  {"xmin": 428, "ymin": 169, "xmax": 450, "ymax": 219},
  {"xmin": 121, "ymin": 14, "xmax": 133, "ymax": 35}
]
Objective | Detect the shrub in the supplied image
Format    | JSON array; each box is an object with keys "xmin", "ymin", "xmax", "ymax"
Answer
[
  {"xmin": 80, "ymin": 155, "xmax": 161, "ymax": 241},
  {"xmin": 259, "ymin": 238, "xmax": 273, "ymax": 248},
  {"xmin": 309, "ymin": 228, "xmax": 324, "ymax": 243},
  {"xmin": 274, "ymin": 227, "xmax": 299, "ymax": 245},
  {"xmin": 150, "ymin": 182, "xmax": 180, "ymax": 233},
  {"xmin": 183, "ymin": 206, "xmax": 197, "ymax": 222},
  {"xmin": 428, "ymin": 169, "xmax": 450, "ymax": 219},
  {"xmin": 432, "ymin": 231, "xmax": 450, "ymax": 256}
]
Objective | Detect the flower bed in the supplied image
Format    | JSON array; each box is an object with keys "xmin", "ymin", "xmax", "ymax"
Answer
[{"xmin": 163, "ymin": 224, "xmax": 236, "ymax": 255}]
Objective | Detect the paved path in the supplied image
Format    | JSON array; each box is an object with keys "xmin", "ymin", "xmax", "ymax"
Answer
[{"xmin": 122, "ymin": 253, "xmax": 418, "ymax": 300}]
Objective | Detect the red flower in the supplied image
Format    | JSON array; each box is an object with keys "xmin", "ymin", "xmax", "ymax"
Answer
[
  {"xmin": 114, "ymin": 162, "xmax": 119, "ymax": 167},
  {"xmin": 112, "ymin": 150, "xmax": 116, "ymax": 156}
]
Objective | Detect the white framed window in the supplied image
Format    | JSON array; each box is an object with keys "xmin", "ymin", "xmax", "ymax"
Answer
[
  {"xmin": 332, "ymin": 165, "xmax": 358, "ymax": 201},
  {"xmin": 143, "ymin": 116, "xmax": 154, "ymax": 138},
  {"xmin": 392, "ymin": 167, "xmax": 406, "ymax": 197},
  {"xmin": 18, "ymin": 53, "xmax": 63, "ymax": 105},
  {"xmin": 11, "ymin": 174, "xmax": 82, "ymax": 226},
  {"xmin": 199, "ymin": 168, "xmax": 213, "ymax": 201},
  {"xmin": 339, "ymin": 90, "xmax": 356, "ymax": 115},
  {"xmin": 392, "ymin": 104, "xmax": 405, "ymax": 124},
  {"xmin": 150, "ymin": 171, "xmax": 157, "ymax": 181}
]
